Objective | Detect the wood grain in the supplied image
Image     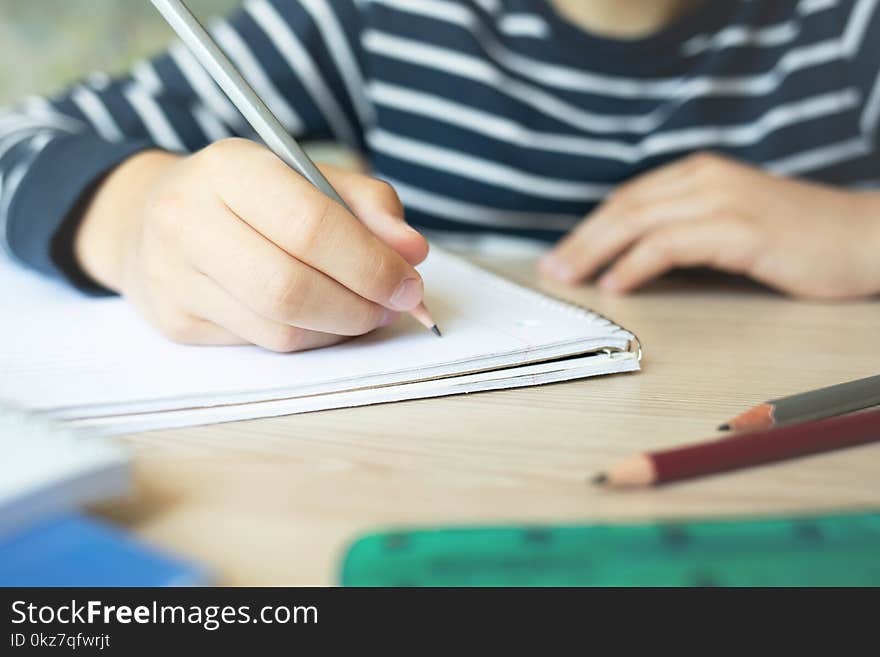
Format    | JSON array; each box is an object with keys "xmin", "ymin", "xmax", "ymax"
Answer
[{"xmin": 98, "ymin": 257, "xmax": 880, "ymax": 585}]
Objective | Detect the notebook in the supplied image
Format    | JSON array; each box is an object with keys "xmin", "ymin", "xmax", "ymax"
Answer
[
  {"xmin": 0, "ymin": 247, "xmax": 640, "ymax": 435},
  {"xmin": 0, "ymin": 406, "xmax": 131, "ymax": 538},
  {"xmin": 0, "ymin": 513, "xmax": 209, "ymax": 586}
]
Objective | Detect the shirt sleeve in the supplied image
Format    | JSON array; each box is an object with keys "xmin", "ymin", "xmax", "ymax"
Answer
[
  {"xmin": 0, "ymin": 0, "xmax": 372, "ymax": 291},
  {"xmin": 845, "ymin": 0, "xmax": 880, "ymax": 147}
]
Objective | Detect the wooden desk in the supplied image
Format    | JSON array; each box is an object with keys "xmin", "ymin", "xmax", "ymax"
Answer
[{"xmin": 104, "ymin": 257, "xmax": 880, "ymax": 585}]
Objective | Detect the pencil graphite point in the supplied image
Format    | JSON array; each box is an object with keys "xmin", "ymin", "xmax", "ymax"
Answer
[
  {"xmin": 717, "ymin": 423, "xmax": 731, "ymax": 432},
  {"xmin": 410, "ymin": 302, "xmax": 440, "ymax": 337},
  {"xmin": 591, "ymin": 473, "xmax": 608, "ymax": 486}
]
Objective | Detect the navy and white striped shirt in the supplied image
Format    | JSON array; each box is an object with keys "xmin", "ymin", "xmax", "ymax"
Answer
[{"xmin": 1, "ymin": 0, "xmax": 879, "ymax": 287}]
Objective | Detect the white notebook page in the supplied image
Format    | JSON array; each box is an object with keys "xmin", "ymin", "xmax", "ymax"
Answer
[{"xmin": 0, "ymin": 248, "xmax": 635, "ymax": 419}]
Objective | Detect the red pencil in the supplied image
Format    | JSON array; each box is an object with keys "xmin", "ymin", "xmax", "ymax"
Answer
[{"xmin": 593, "ymin": 409, "xmax": 880, "ymax": 488}]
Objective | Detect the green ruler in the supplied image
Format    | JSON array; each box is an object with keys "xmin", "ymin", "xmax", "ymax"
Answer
[{"xmin": 340, "ymin": 511, "xmax": 880, "ymax": 586}]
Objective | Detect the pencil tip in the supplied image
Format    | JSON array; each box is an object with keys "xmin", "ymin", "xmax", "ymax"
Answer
[
  {"xmin": 431, "ymin": 325, "xmax": 442, "ymax": 338},
  {"xmin": 591, "ymin": 473, "xmax": 608, "ymax": 486},
  {"xmin": 717, "ymin": 423, "xmax": 731, "ymax": 432}
]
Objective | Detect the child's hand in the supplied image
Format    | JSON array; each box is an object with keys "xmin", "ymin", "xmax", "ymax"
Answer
[
  {"xmin": 74, "ymin": 138, "xmax": 429, "ymax": 351},
  {"xmin": 540, "ymin": 153, "xmax": 880, "ymax": 299}
]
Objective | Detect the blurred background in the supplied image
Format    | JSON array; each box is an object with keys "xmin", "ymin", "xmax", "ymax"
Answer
[
  {"xmin": 0, "ymin": 0, "xmax": 353, "ymax": 163},
  {"xmin": 0, "ymin": 0, "xmax": 239, "ymax": 104}
]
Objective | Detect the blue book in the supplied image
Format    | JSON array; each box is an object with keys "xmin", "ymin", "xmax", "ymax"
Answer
[{"xmin": 0, "ymin": 514, "xmax": 210, "ymax": 587}]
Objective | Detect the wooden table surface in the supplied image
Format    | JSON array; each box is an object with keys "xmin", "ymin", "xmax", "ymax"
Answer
[{"xmin": 102, "ymin": 256, "xmax": 880, "ymax": 585}]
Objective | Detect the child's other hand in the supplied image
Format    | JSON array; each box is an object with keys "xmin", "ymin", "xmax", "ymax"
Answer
[
  {"xmin": 74, "ymin": 138, "xmax": 429, "ymax": 351},
  {"xmin": 540, "ymin": 153, "xmax": 880, "ymax": 299}
]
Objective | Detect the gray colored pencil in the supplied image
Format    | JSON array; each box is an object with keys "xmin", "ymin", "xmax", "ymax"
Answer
[{"xmin": 719, "ymin": 374, "xmax": 880, "ymax": 432}]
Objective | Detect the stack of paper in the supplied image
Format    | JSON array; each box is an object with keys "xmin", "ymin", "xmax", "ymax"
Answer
[{"xmin": 0, "ymin": 247, "xmax": 640, "ymax": 435}]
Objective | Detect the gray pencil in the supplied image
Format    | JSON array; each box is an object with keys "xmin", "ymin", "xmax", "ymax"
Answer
[
  {"xmin": 149, "ymin": 0, "xmax": 440, "ymax": 336},
  {"xmin": 719, "ymin": 374, "xmax": 880, "ymax": 431}
]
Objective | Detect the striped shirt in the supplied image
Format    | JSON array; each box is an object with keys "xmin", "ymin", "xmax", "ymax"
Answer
[{"xmin": 1, "ymin": 0, "xmax": 879, "ymax": 288}]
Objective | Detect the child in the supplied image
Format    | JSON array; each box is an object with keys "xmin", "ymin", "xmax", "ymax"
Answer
[{"xmin": 1, "ymin": 0, "xmax": 878, "ymax": 352}]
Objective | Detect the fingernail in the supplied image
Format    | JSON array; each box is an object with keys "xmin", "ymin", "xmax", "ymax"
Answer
[
  {"xmin": 390, "ymin": 277, "xmax": 423, "ymax": 310},
  {"xmin": 539, "ymin": 255, "xmax": 575, "ymax": 282}
]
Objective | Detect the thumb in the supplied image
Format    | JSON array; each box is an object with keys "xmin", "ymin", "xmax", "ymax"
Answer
[{"xmin": 320, "ymin": 165, "xmax": 429, "ymax": 266}]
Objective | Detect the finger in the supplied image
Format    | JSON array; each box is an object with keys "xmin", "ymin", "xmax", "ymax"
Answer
[
  {"xmin": 541, "ymin": 155, "xmax": 719, "ymax": 282},
  {"xmin": 180, "ymin": 272, "xmax": 350, "ymax": 353},
  {"xmin": 143, "ymin": 299, "xmax": 248, "ymax": 346},
  {"xmin": 177, "ymin": 318, "xmax": 247, "ymax": 346},
  {"xmin": 598, "ymin": 218, "xmax": 739, "ymax": 293},
  {"xmin": 166, "ymin": 315, "xmax": 249, "ymax": 346},
  {"xmin": 320, "ymin": 166, "xmax": 429, "ymax": 266},
  {"xmin": 543, "ymin": 192, "xmax": 721, "ymax": 283},
  {"xmin": 586, "ymin": 155, "xmax": 715, "ymax": 241},
  {"xmin": 212, "ymin": 143, "xmax": 424, "ymax": 311},
  {"xmin": 183, "ymin": 204, "xmax": 394, "ymax": 336}
]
